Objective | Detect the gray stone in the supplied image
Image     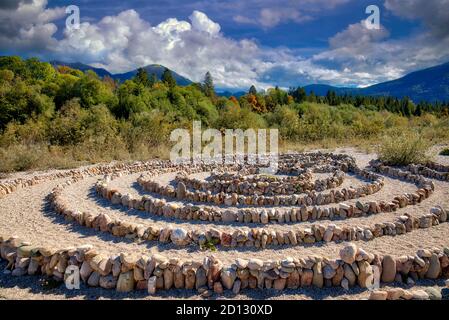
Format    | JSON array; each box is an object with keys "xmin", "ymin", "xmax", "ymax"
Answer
[
  {"xmin": 426, "ymin": 254, "xmax": 441, "ymax": 279},
  {"xmin": 340, "ymin": 243, "xmax": 358, "ymax": 264},
  {"xmin": 381, "ymin": 255, "xmax": 396, "ymax": 283}
]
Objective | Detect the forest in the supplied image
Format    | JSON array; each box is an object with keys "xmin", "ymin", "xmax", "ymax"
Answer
[{"xmin": 1, "ymin": 56, "xmax": 448, "ymax": 172}]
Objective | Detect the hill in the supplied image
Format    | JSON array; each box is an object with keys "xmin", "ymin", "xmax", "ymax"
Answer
[
  {"xmin": 304, "ymin": 62, "xmax": 449, "ymax": 102},
  {"xmin": 50, "ymin": 61, "xmax": 192, "ymax": 86}
]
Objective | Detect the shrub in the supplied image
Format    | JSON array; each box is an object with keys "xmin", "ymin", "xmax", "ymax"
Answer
[
  {"xmin": 440, "ymin": 148, "xmax": 449, "ymax": 156},
  {"xmin": 378, "ymin": 130, "xmax": 430, "ymax": 166}
]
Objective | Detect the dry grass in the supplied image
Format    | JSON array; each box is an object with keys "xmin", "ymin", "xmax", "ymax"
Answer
[{"xmin": 378, "ymin": 131, "xmax": 431, "ymax": 166}]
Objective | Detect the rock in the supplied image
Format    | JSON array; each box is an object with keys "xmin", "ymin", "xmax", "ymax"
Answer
[
  {"xmin": 170, "ymin": 228, "xmax": 189, "ymax": 246},
  {"xmin": 426, "ymin": 254, "xmax": 441, "ymax": 279},
  {"xmin": 273, "ymin": 278, "xmax": 286, "ymax": 290},
  {"xmin": 387, "ymin": 288, "xmax": 405, "ymax": 300},
  {"xmin": 196, "ymin": 267, "xmax": 207, "ymax": 290},
  {"xmin": 87, "ymin": 272, "xmax": 100, "ymax": 287},
  {"xmin": 214, "ymin": 282, "xmax": 223, "ymax": 294},
  {"xmin": 116, "ymin": 271, "xmax": 135, "ymax": 292},
  {"xmin": 222, "ymin": 210, "xmax": 237, "ymax": 223},
  {"xmin": 340, "ymin": 243, "xmax": 358, "ymax": 264},
  {"xmin": 369, "ymin": 290, "xmax": 388, "ymax": 300},
  {"xmin": 232, "ymin": 279, "xmax": 241, "ymax": 294},
  {"xmin": 323, "ymin": 265, "xmax": 336, "ymax": 280},
  {"xmin": 424, "ymin": 287, "xmax": 442, "ymax": 300},
  {"xmin": 343, "ymin": 264, "xmax": 356, "ymax": 287},
  {"xmin": 357, "ymin": 261, "xmax": 374, "ymax": 288},
  {"xmin": 177, "ymin": 182, "xmax": 186, "ymax": 199},
  {"xmin": 301, "ymin": 269, "xmax": 313, "ymax": 286},
  {"xmin": 148, "ymin": 276, "xmax": 157, "ymax": 294},
  {"xmin": 221, "ymin": 267, "xmax": 236, "ymax": 290},
  {"xmin": 235, "ymin": 258, "xmax": 248, "ymax": 269},
  {"xmin": 80, "ymin": 261, "xmax": 93, "ymax": 282},
  {"xmin": 312, "ymin": 262, "xmax": 323, "ymax": 288},
  {"xmin": 11, "ymin": 268, "xmax": 27, "ymax": 276},
  {"xmin": 341, "ymin": 278, "xmax": 349, "ymax": 290},
  {"xmin": 412, "ymin": 290, "xmax": 429, "ymax": 300},
  {"xmin": 260, "ymin": 211, "xmax": 269, "ymax": 224},
  {"xmin": 164, "ymin": 269, "xmax": 174, "ymax": 289},
  {"xmin": 323, "ymin": 229, "xmax": 333, "ymax": 242},
  {"xmin": 248, "ymin": 258, "xmax": 264, "ymax": 270},
  {"xmin": 381, "ymin": 255, "xmax": 396, "ymax": 283},
  {"xmin": 99, "ymin": 275, "xmax": 117, "ymax": 289},
  {"xmin": 287, "ymin": 270, "xmax": 300, "ymax": 289}
]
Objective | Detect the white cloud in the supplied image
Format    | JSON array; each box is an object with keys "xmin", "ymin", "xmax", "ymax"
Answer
[
  {"xmin": 2, "ymin": 0, "xmax": 449, "ymax": 90},
  {"xmin": 189, "ymin": 10, "xmax": 220, "ymax": 36}
]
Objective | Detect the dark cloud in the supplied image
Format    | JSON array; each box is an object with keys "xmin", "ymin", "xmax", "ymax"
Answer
[
  {"xmin": 385, "ymin": 0, "xmax": 449, "ymax": 39},
  {"xmin": 0, "ymin": 0, "xmax": 33, "ymax": 10}
]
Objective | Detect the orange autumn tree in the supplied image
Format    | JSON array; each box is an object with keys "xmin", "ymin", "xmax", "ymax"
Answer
[{"xmin": 246, "ymin": 93, "xmax": 267, "ymax": 113}]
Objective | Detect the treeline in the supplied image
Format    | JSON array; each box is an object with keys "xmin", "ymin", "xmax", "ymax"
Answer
[
  {"xmin": 287, "ymin": 87, "xmax": 449, "ymax": 117},
  {"xmin": 0, "ymin": 56, "xmax": 448, "ymax": 172}
]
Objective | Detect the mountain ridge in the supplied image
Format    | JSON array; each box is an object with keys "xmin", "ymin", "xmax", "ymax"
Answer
[{"xmin": 50, "ymin": 60, "xmax": 449, "ymax": 102}]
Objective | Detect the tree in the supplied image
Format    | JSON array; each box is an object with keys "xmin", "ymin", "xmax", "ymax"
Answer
[
  {"xmin": 290, "ymin": 87, "xmax": 307, "ymax": 103},
  {"xmin": 203, "ymin": 71, "xmax": 215, "ymax": 98},
  {"xmin": 162, "ymin": 68, "xmax": 176, "ymax": 88},
  {"xmin": 149, "ymin": 73, "xmax": 158, "ymax": 87},
  {"xmin": 249, "ymin": 85, "xmax": 257, "ymax": 95},
  {"xmin": 135, "ymin": 68, "xmax": 150, "ymax": 87}
]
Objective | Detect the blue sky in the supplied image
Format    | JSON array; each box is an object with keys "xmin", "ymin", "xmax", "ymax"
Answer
[{"xmin": 1, "ymin": 0, "xmax": 449, "ymax": 90}]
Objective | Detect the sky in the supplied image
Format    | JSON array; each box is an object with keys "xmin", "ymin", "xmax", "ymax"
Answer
[{"xmin": 1, "ymin": 0, "xmax": 449, "ymax": 90}]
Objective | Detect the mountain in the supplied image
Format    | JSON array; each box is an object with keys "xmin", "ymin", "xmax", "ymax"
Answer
[
  {"xmin": 304, "ymin": 62, "xmax": 449, "ymax": 102},
  {"xmin": 217, "ymin": 90, "xmax": 246, "ymax": 98},
  {"xmin": 50, "ymin": 61, "xmax": 192, "ymax": 86},
  {"xmin": 113, "ymin": 64, "xmax": 192, "ymax": 86},
  {"xmin": 50, "ymin": 61, "xmax": 113, "ymax": 78}
]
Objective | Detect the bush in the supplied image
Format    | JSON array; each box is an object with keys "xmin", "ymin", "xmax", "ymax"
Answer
[
  {"xmin": 440, "ymin": 148, "xmax": 449, "ymax": 156},
  {"xmin": 378, "ymin": 130, "xmax": 430, "ymax": 166}
]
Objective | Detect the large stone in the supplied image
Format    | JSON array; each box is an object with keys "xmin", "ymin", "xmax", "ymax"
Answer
[
  {"xmin": 381, "ymin": 255, "xmax": 396, "ymax": 283},
  {"xmin": 232, "ymin": 279, "xmax": 241, "ymax": 294},
  {"xmin": 221, "ymin": 267, "xmax": 236, "ymax": 290},
  {"xmin": 357, "ymin": 261, "xmax": 374, "ymax": 288},
  {"xmin": 170, "ymin": 228, "xmax": 189, "ymax": 246},
  {"xmin": 412, "ymin": 290, "xmax": 430, "ymax": 300},
  {"xmin": 273, "ymin": 278, "xmax": 286, "ymax": 290},
  {"xmin": 426, "ymin": 254, "xmax": 441, "ymax": 279},
  {"xmin": 222, "ymin": 211, "xmax": 237, "ymax": 223},
  {"xmin": 99, "ymin": 275, "xmax": 117, "ymax": 289},
  {"xmin": 287, "ymin": 270, "xmax": 300, "ymax": 289},
  {"xmin": 343, "ymin": 264, "xmax": 356, "ymax": 287},
  {"xmin": 312, "ymin": 262, "xmax": 323, "ymax": 288},
  {"xmin": 339, "ymin": 244, "xmax": 358, "ymax": 264},
  {"xmin": 301, "ymin": 269, "xmax": 313, "ymax": 286},
  {"xmin": 80, "ymin": 261, "xmax": 93, "ymax": 282},
  {"xmin": 196, "ymin": 267, "xmax": 207, "ymax": 290},
  {"xmin": 116, "ymin": 271, "xmax": 135, "ymax": 292},
  {"xmin": 148, "ymin": 276, "xmax": 157, "ymax": 294},
  {"xmin": 424, "ymin": 287, "xmax": 442, "ymax": 300},
  {"xmin": 248, "ymin": 259, "xmax": 264, "ymax": 270},
  {"xmin": 87, "ymin": 271, "xmax": 100, "ymax": 287},
  {"xmin": 369, "ymin": 290, "xmax": 388, "ymax": 300},
  {"xmin": 323, "ymin": 265, "xmax": 336, "ymax": 280},
  {"xmin": 164, "ymin": 269, "xmax": 174, "ymax": 289},
  {"xmin": 176, "ymin": 182, "xmax": 186, "ymax": 199}
]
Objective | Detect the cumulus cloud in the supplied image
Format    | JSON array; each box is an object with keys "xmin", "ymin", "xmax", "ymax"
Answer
[
  {"xmin": 0, "ymin": 0, "xmax": 65, "ymax": 53},
  {"xmin": 1, "ymin": 0, "xmax": 449, "ymax": 90}
]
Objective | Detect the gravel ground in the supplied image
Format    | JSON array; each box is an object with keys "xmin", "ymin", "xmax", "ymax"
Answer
[{"xmin": 1, "ymin": 147, "xmax": 449, "ymax": 300}]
